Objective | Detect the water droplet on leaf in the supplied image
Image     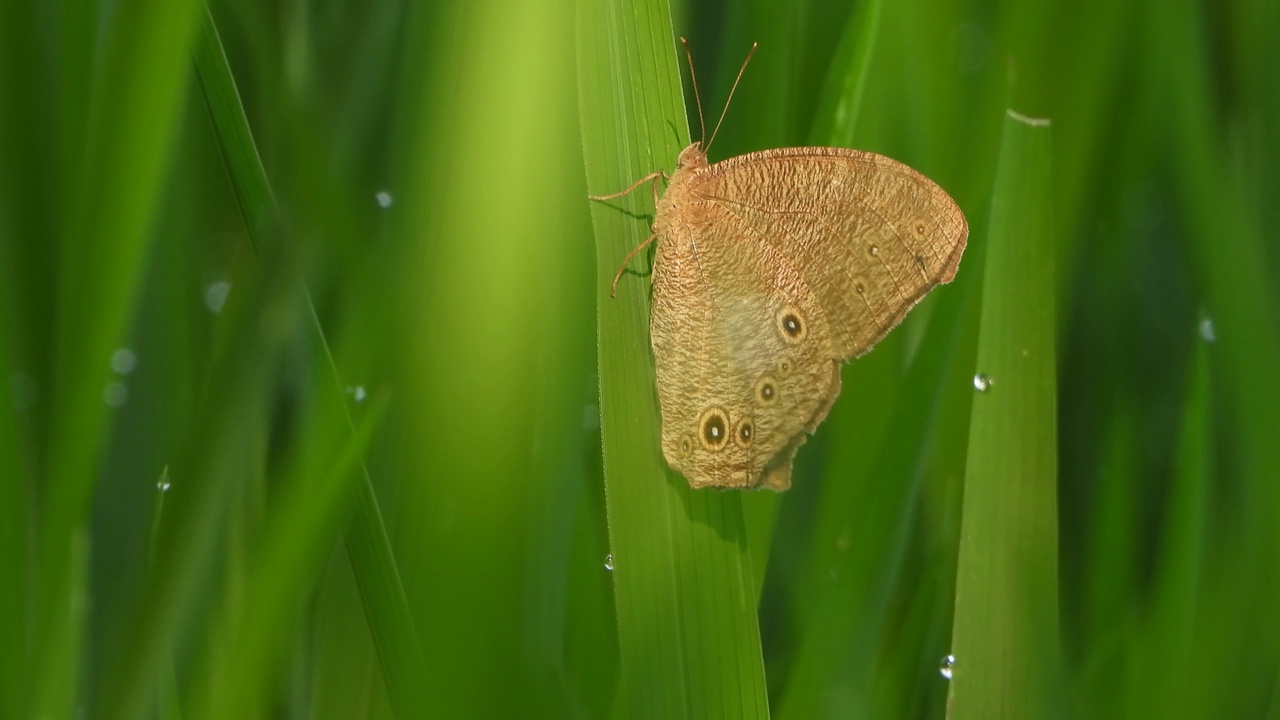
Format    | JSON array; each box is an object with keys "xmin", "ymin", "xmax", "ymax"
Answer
[{"xmin": 940, "ymin": 654, "xmax": 956, "ymax": 680}]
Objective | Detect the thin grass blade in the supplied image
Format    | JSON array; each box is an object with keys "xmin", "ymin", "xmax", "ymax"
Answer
[{"xmin": 947, "ymin": 110, "xmax": 1060, "ymax": 719}]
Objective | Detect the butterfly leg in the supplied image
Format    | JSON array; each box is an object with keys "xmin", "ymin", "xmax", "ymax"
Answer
[
  {"xmin": 610, "ymin": 232, "xmax": 658, "ymax": 298},
  {"xmin": 587, "ymin": 170, "xmax": 668, "ymax": 203}
]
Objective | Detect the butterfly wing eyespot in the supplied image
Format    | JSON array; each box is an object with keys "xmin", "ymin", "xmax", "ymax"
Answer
[
  {"xmin": 775, "ymin": 305, "xmax": 808, "ymax": 343},
  {"xmin": 698, "ymin": 407, "xmax": 730, "ymax": 451},
  {"xmin": 736, "ymin": 417, "xmax": 755, "ymax": 446},
  {"xmin": 754, "ymin": 375, "xmax": 779, "ymax": 405},
  {"xmin": 678, "ymin": 434, "xmax": 694, "ymax": 457}
]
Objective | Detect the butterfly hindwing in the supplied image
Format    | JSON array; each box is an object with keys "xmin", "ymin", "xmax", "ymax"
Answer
[{"xmin": 650, "ymin": 196, "xmax": 840, "ymax": 490}]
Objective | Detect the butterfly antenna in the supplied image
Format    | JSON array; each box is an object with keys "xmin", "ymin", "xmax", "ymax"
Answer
[
  {"xmin": 679, "ymin": 37, "xmax": 707, "ymax": 145},
  {"xmin": 706, "ymin": 42, "xmax": 757, "ymax": 154}
]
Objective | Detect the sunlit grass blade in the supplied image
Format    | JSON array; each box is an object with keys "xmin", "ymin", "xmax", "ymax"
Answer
[
  {"xmin": 384, "ymin": 0, "xmax": 590, "ymax": 714},
  {"xmin": 188, "ymin": 6, "xmax": 429, "ymax": 715},
  {"xmin": 578, "ymin": 1, "xmax": 769, "ymax": 717},
  {"xmin": 947, "ymin": 110, "xmax": 1059, "ymax": 719}
]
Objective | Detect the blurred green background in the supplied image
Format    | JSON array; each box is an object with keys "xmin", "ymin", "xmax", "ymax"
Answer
[{"xmin": 1, "ymin": 0, "xmax": 1277, "ymax": 718}]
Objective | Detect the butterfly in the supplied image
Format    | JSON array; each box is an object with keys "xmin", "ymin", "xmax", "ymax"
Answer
[{"xmin": 590, "ymin": 40, "xmax": 967, "ymax": 490}]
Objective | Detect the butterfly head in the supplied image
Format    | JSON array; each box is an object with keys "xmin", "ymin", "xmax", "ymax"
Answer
[{"xmin": 676, "ymin": 142, "xmax": 709, "ymax": 171}]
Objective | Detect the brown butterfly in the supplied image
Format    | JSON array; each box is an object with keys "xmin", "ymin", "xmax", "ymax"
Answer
[{"xmin": 590, "ymin": 40, "xmax": 967, "ymax": 491}]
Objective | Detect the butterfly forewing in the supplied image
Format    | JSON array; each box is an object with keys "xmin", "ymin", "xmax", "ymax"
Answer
[{"xmin": 685, "ymin": 147, "xmax": 968, "ymax": 360}]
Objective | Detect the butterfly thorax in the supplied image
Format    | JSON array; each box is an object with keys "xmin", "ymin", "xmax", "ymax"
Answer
[{"xmin": 655, "ymin": 142, "xmax": 711, "ymax": 230}]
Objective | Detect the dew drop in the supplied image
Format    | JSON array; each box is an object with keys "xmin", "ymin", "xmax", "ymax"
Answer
[
  {"xmin": 205, "ymin": 280, "xmax": 231, "ymax": 314},
  {"xmin": 375, "ymin": 190, "xmax": 394, "ymax": 208},
  {"xmin": 1199, "ymin": 317, "xmax": 1216, "ymax": 343},
  {"xmin": 103, "ymin": 382, "xmax": 128, "ymax": 407},
  {"xmin": 940, "ymin": 654, "xmax": 956, "ymax": 680},
  {"xmin": 157, "ymin": 479, "xmax": 171, "ymax": 492},
  {"xmin": 972, "ymin": 373, "xmax": 993, "ymax": 392},
  {"xmin": 111, "ymin": 348, "xmax": 137, "ymax": 375},
  {"xmin": 347, "ymin": 385, "xmax": 367, "ymax": 403},
  {"xmin": 603, "ymin": 554, "xmax": 614, "ymax": 572}
]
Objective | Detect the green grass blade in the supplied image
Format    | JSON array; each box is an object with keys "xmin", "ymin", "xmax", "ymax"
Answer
[
  {"xmin": 577, "ymin": 1, "xmax": 769, "ymax": 717},
  {"xmin": 92, "ymin": 237, "xmax": 303, "ymax": 720},
  {"xmin": 385, "ymin": 0, "xmax": 590, "ymax": 714},
  {"xmin": 35, "ymin": 1, "xmax": 202, "ymax": 717},
  {"xmin": 805, "ymin": 0, "xmax": 883, "ymax": 146},
  {"xmin": 146, "ymin": 468, "xmax": 183, "ymax": 720},
  {"xmin": 947, "ymin": 110, "xmax": 1060, "ymax": 719},
  {"xmin": 1157, "ymin": 0, "xmax": 1280, "ymax": 579},
  {"xmin": 338, "ymin": 465, "xmax": 432, "ymax": 714},
  {"xmin": 0, "ymin": 255, "xmax": 27, "ymax": 720},
  {"xmin": 193, "ymin": 392, "xmax": 388, "ymax": 719},
  {"xmin": 190, "ymin": 5, "xmax": 276, "ymax": 251},
  {"xmin": 1125, "ymin": 336, "xmax": 1210, "ymax": 717},
  {"xmin": 189, "ymin": 7, "xmax": 430, "ymax": 715},
  {"xmin": 1146, "ymin": 3, "xmax": 1280, "ymax": 710}
]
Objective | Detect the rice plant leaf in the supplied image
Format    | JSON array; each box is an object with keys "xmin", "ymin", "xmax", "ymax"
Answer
[
  {"xmin": 577, "ymin": 1, "xmax": 769, "ymax": 717},
  {"xmin": 947, "ymin": 110, "xmax": 1060, "ymax": 719}
]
